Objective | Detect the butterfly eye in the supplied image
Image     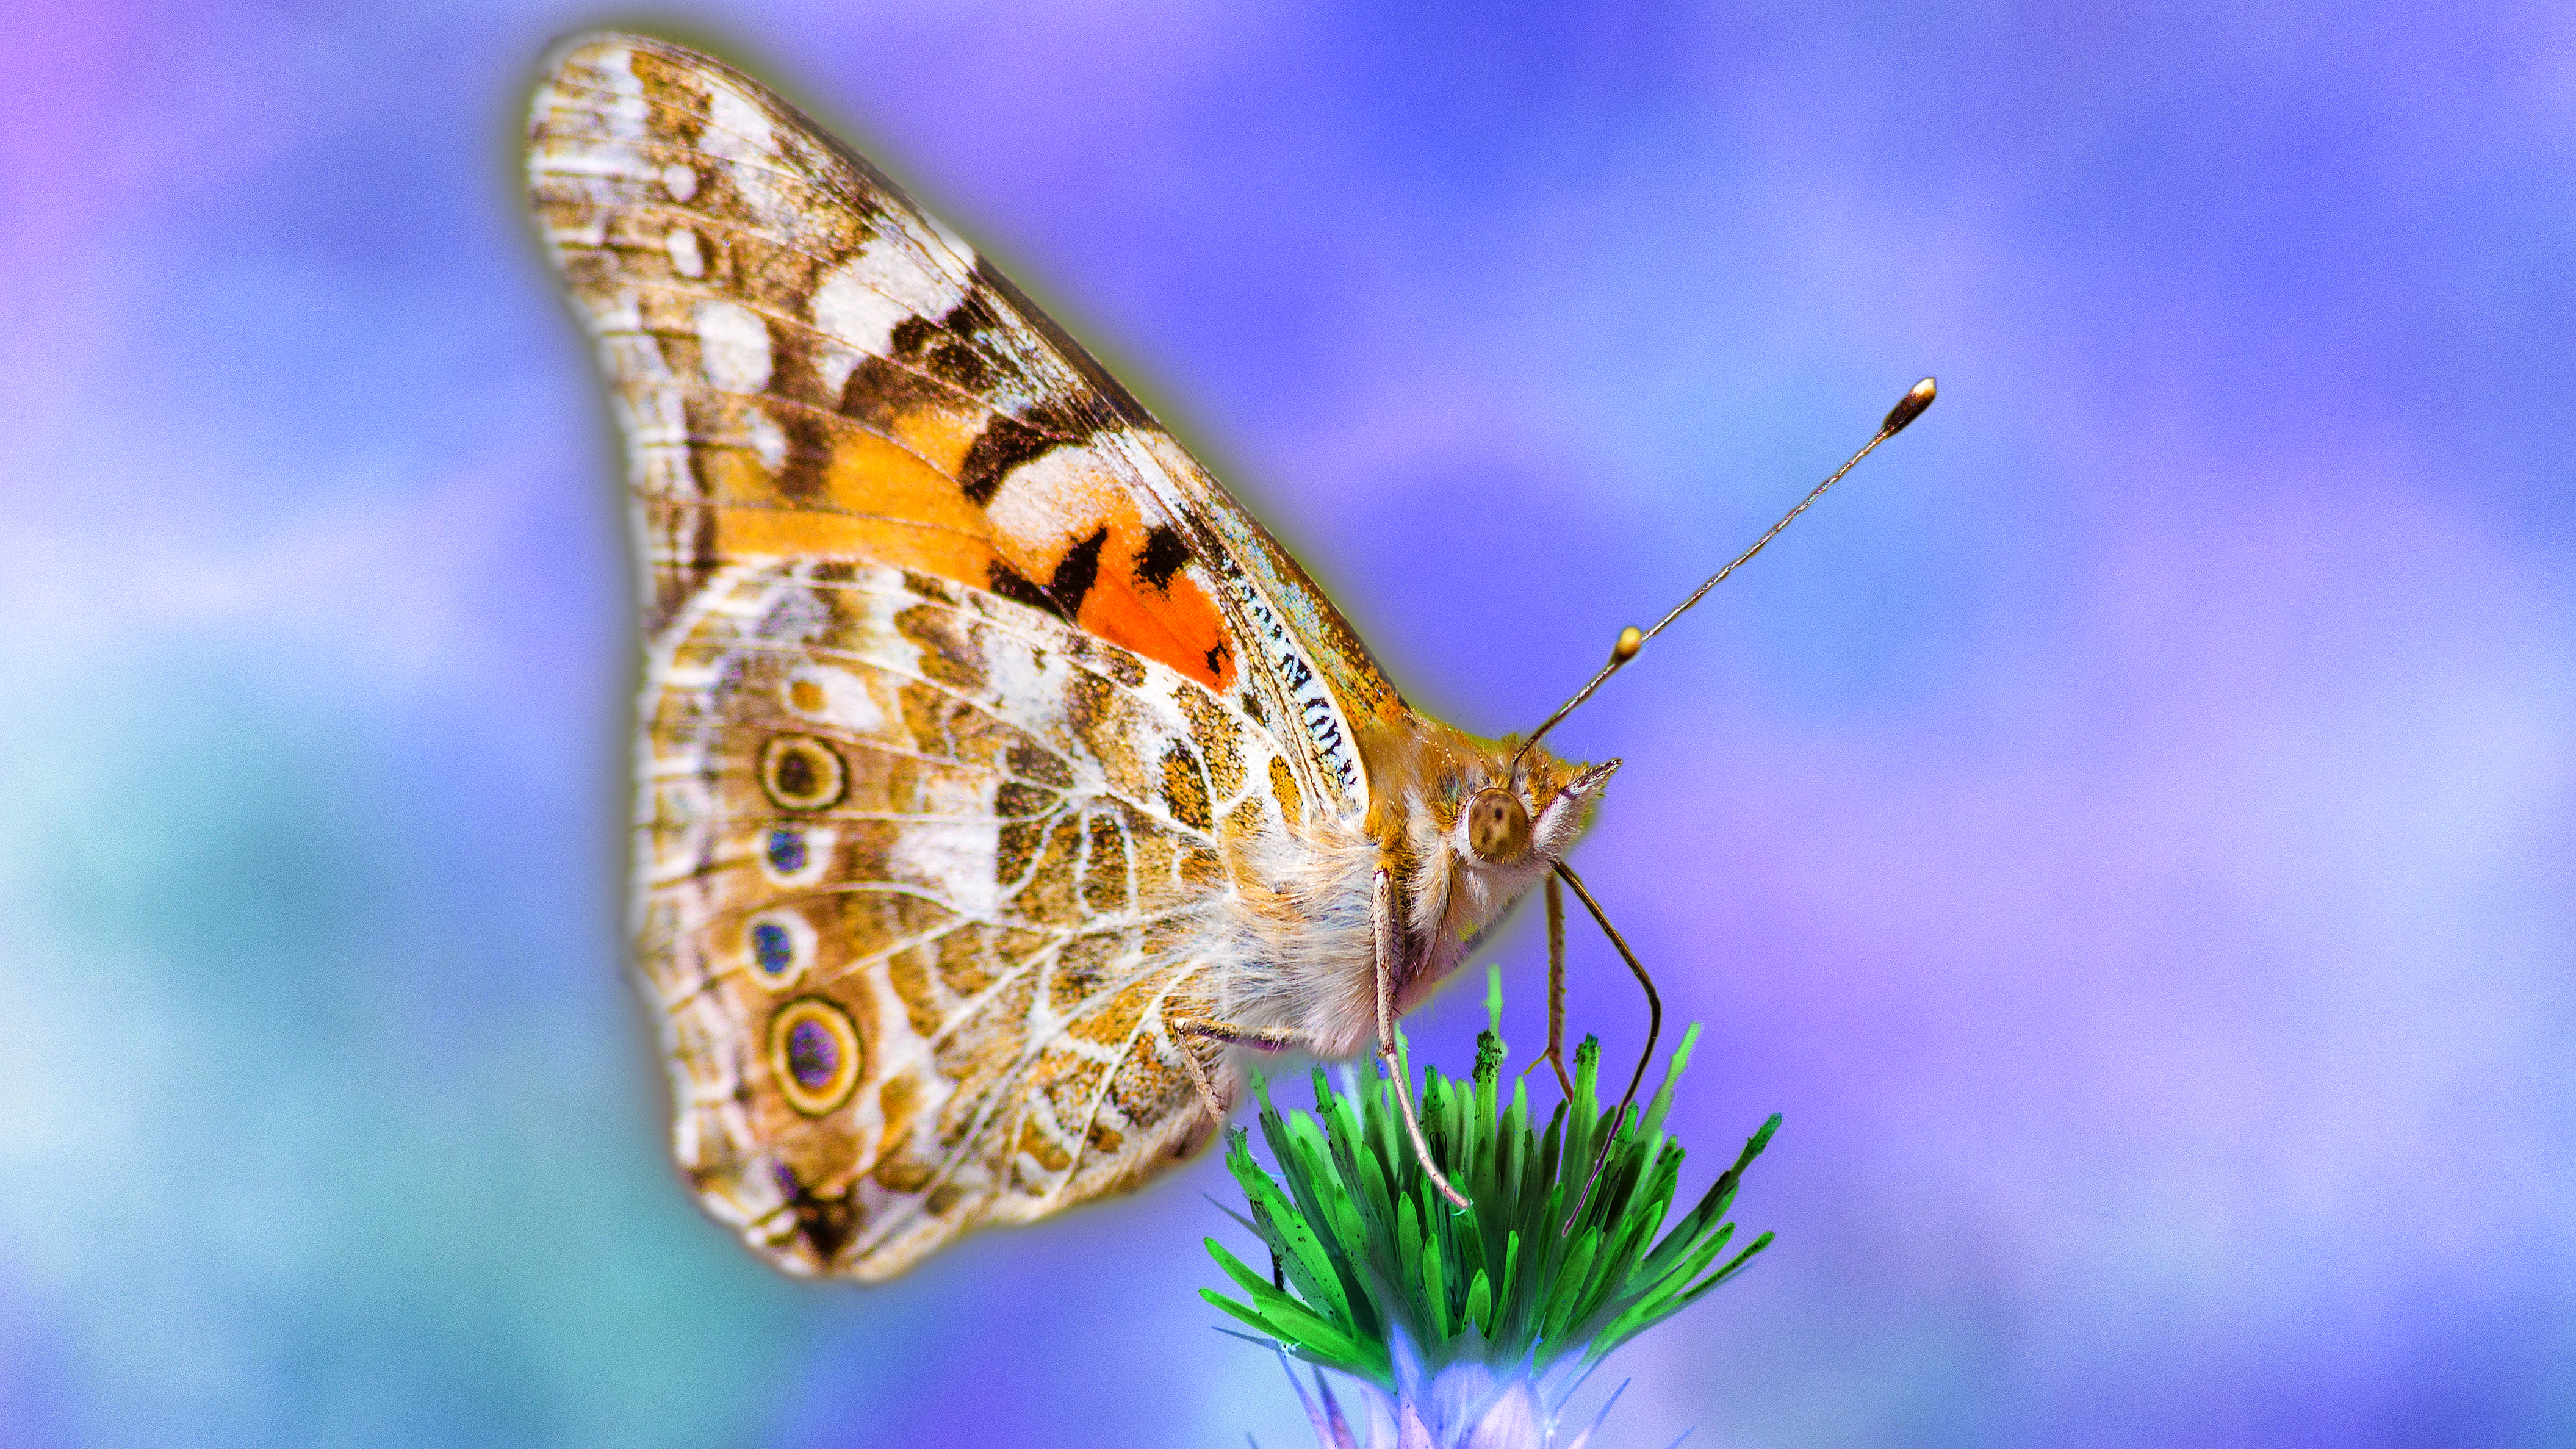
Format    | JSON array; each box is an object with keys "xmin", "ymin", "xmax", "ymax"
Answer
[{"xmin": 1465, "ymin": 788, "xmax": 1532, "ymax": 863}]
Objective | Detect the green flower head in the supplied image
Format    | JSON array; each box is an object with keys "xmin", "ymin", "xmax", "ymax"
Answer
[{"xmin": 1204, "ymin": 967, "xmax": 1778, "ymax": 1446}]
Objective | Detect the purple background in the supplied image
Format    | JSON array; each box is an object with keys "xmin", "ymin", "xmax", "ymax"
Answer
[{"xmin": 3, "ymin": 3, "xmax": 2571, "ymax": 1446}]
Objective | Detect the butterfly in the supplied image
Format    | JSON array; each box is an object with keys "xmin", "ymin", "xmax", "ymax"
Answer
[{"xmin": 526, "ymin": 32, "xmax": 1930, "ymax": 1282}]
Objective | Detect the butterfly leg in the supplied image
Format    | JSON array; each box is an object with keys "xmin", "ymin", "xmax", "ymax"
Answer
[
  {"xmin": 1168, "ymin": 1015, "xmax": 1309, "ymax": 1132},
  {"xmin": 1515, "ymin": 872, "xmax": 1577, "ymax": 1098},
  {"xmin": 1551, "ymin": 859, "xmax": 1666, "ymax": 1234},
  {"xmin": 1373, "ymin": 867, "xmax": 1472, "ymax": 1209}
]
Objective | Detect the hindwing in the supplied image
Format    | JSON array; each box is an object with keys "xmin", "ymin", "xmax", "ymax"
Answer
[{"xmin": 639, "ymin": 562, "xmax": 1299, "ymax": 1279}]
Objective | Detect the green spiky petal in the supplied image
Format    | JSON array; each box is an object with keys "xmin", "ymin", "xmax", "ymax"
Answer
[{"xmin": 1203, "ymin": 965, "xmax": 1779, "ymax": 1389}]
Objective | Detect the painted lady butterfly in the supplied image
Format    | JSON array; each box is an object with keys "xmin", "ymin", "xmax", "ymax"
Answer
[{"xmin": 525, "ymin": 32, "xmax": 1929, "ymax": 1281}]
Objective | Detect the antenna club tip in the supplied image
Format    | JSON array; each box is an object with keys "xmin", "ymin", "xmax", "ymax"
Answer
[
  {"xmin": 1610, "ymin": 626, "xmax": 1643, "ymax": 663},
  {"xmin": 1882, "ymin": 377, "xmax": 1937, "ymax": 435}
]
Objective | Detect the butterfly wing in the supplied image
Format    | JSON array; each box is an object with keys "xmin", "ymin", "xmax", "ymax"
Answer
[{"xmin": 527, "ymin": 33, "xmax": 1368, "ymax": 1278}]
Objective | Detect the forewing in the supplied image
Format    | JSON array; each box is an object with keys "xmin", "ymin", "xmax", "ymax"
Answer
[{"xmin": 527, "ymin": 32, "xmax": 1395, "ymax": 819}]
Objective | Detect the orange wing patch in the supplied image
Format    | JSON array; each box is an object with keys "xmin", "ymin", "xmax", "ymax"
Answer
[{"xmin": 530, "ymin": 38, "xmax": 1238, "ymax": 694}]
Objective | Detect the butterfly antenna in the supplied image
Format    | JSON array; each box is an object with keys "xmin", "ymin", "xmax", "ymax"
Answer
[{"xmin": 1509, "ymin": 378, "xmax": 1936, "ymax": 778}]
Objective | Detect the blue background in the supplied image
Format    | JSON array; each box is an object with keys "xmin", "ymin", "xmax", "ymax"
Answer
[{"xmin": 4, "ymin": 3, "xmax": 2571, "ymax": 1446}]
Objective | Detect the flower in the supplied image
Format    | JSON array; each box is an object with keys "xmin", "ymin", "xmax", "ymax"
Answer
[
  {"xmin": 1205, "ymin": 968, "xmax": 1779, "ymax": 1448},
  {"xmin": 1269, "ymin": 1331, "xmax": 1627, "ymax": 1449}
]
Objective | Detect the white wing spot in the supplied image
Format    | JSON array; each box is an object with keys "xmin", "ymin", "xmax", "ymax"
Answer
[
  {"xmin": 666, "ymin": 227, "xmax": 705, "ymax": 278},
  {"xmin": 744, "ymin": 406, "xmax": 787, "ymax": 472},
  {"xmin": 982, "ymin": 617, "xmax": 1073, "ymax": 735},
  {"xmin": 696, "ymin": 299, "xmax": 772, "ymax": 394},
  {"xmin": 814, "ymin": 345, "xmax": 862, "ymax": 403},
  {"xmin": 783, "ymin": 665, "xmax": 885, "ymax": 735},
  {"xmin": 703, "ymin": 82, "xmax": 775, "ymax": 162},
  {"xmin": 891, "ymin": 815, "xmax": 999, "ymax": 918},
  {"xmin": 811, "ymin": 267, "xmax": 912, "ymax": 359},
  {"xmin": 697, "ymin": 80, "xmax": 799, "ymax": 232},
  {"xmin": 663, "ymin": 163, "xmax": 700, "ymax": 201},
  {"xmin": 986, "ymin": 444, "xmax": 1119, "ymax": 554},
  {"xmin": 812, "ymin": 223, "xmax": 969, "ymax": 357}
]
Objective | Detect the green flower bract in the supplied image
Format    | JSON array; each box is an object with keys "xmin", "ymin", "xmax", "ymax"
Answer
[{"xmin": 1201, "ymin": 968, "xmax": 1779, "ymax": 1391}]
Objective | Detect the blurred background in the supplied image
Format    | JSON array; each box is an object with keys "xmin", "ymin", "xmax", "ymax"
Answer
[{"xmin": 4, "ymin": 2, "xmax": 2571, "ymax": 1445}]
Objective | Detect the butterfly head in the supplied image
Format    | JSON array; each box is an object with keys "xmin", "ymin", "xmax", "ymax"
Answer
[
  {"xmin": 1385, "ymin": 733, "xmax": 1616, "ymax": 954},
  {"xmin": 1452, "ymin": 741, "xmax": 1619, "ymax": 871}
]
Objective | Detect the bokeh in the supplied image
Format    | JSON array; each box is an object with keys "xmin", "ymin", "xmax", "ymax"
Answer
[{"xmin": 3, "ymin": 3, "xmax": 2571, "ymax": 1446}]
